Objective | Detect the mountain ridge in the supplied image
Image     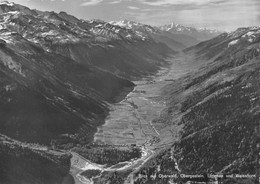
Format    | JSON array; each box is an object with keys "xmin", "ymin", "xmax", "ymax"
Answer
[
  {"xmin": 0, "ymin": 1, "xmax": 175, "ymax": 146},
  {"xmin": 158, "ymin": 22, "xmax": 222, "ymax": 41},
  {"xmin": 0, "ymin": 2, "xmax": 178, "ymax": 183},
  {"xmin": 1, "ymin": 2, "xmax": 257, "ymax": 184},
  {"xmin": 110, "ymin": 19, "xmax": 222, "ymax": 50}
]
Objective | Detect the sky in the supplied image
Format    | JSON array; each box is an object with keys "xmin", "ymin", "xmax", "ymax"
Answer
[{"xmin": 7, "ymin": 0, "xmax": 260, "ymax": 31}]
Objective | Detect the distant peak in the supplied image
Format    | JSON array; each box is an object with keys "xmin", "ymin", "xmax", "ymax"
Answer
[
  {"xmin": 110, "ymin": 19, "xmax": 143, "ymax": 27},
  {"xmin": 59, "ymin": 11, "xmax": 67, "ymax": 15},
  {"xmin": 159, "ymin": 22, "xmax": 222, "ymax": 34},
  {"xmin": 170, "ymin": 22, "xmax": 178, "ymax": 26}
]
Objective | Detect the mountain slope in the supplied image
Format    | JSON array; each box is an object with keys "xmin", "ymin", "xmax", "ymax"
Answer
[
  {"xmin": 133, "ymin": 26, "xmax": 260, "ymax": 183},
  {"xmin": 0, "ymin": 133, "xmax": 72, "ymax": 184},
  {"xmin": 0, "ymin": 5, "xmax": 174, "ymax": 79},
  {"xmin": 0, "ymin": 1, "xmax": 174, "ymax": 146},
  {"xmin": 170, "ymin": 26, "xmax": 260, "ymax": 177}
]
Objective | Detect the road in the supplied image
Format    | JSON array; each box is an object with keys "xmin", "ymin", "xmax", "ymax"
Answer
[{"xmin": 70, "ymin": 147, "xmax": 154, "ymax": 184}]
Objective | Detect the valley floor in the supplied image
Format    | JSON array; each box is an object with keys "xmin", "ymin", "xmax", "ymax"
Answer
[
  {"xmin": 94, "ymin": 52, "xmax": 206, "ymax": 149},
  {"xmin": 70, "ymin": 52, "xmax": 209, "ymax": 183}
]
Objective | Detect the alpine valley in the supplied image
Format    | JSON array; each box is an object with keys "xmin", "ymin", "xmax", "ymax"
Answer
[{"xmin": 0, "ymin": 1, "xmax": 259, "ymax": 184}]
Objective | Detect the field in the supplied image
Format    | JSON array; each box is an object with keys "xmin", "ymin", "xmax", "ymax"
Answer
[{"xmin": 94, "ymin": 54, "xmax": 207, "ymax": 149}]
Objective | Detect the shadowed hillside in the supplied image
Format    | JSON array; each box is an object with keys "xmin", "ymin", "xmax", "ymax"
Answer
[
  {"xmin": 133, "ymin": 27, "xmax": 260, "ymax": 184},
  {"xmin": 0, "ymin": 134, "xmax": 73, "ymax": 184},
  {"xmin": 0, "ymin": 1, "xmax": 175, "ymax": 146}
]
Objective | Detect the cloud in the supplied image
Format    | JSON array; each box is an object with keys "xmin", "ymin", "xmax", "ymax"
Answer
[
  {"xmin": 10, "ymin": 0, "xmax": 260, "ymax": 31},
  {"xmin": 107, "ymin": 0, "xmax": 122, "ymax": 4},
  {"xmin": 122, "ymin": 0, "xmax": 260, "ymax": 31},
  {"xmin": 80, "ymin": 0, "xmax": 123, "ymax": 6},
  {"xmin": 208, "ymin": 0, "xmax": 226, "ymax": 4},
  {"xmin": 128, "ymin": 6, "xmax": 140, "ymax": 10},
  {"xmin": 141, "ymin": 8, "xmax": 154, "ymax": 11},
  {"xmin": 80, "ymin": 0, "xmax": 103, "ymax": 6},
  {"xmin": 138, "ymin": 0, "xmax": 226, "ymax": 6}
]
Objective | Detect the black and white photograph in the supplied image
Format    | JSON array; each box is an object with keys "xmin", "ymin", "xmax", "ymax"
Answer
[{"xmin": 0, "ymin": 0, "xmax": 259, "ymax": 183}]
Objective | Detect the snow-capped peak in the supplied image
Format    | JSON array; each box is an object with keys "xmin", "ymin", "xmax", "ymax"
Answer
[
  {"xmin": 109, "ymin": 19, "xmax": 157, "ymax": 35},
  {"xmin": 0, "ymin": 1, "xmax": 14, "ymax": 6},
  {"xmin": 109, "ymin": 19, "xmax": 141, "ymax": 29},
  {"xmin": 159, "ymin": 22, "xmax": 221, "ymax": 34},
  {"xmin": 227, "ymin": 26, "xmax": 260, "ymax": 47}
]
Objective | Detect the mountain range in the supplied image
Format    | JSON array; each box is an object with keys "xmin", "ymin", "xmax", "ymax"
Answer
[
  {"xmin": 110, "ymin": 19, "xmax": 222, "ymax": 51},
  {"xmin": 1, "ymin": 1, "xmax": 257, "ymax": 184},
  {"xmin": 159, "ymin": 22, "xmax": 221, "ymax": 41},
  {"xmin": 0, "ymin": 2, "xmax": 185, "ymax": 183}
]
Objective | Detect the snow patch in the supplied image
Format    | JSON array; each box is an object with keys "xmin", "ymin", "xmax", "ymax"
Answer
[
  {"xmin": 4, "ymin": 84, "xmax": 16, "ymax": 92},
  {"xmin": 108, "ymin": 44, "xmax": 114, "ymax": 48},
  {"xmin": 0, "ymin": 1, "xmax": 14, "ymax": 6},
  {"xmin": 41, "ymin": 30, "xmax": 58, "ymax": 36},
  {"xmin": 242, "ymin": 31, "xmax": 254, "ymax": 37},
  {"xmin": 248, "ymin": 38, "xmax": 253, "ymax": 42},
  {"xmin": 0, "ymin": 36, "xmax": 11, "ymax": 43},
  {"xmin": 228, "ymin": 39, "xmax": 239, "ymax": 47},
  {"xmin": 7, "ymin": 11, "xmax": 19, "ymax": 15}
]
